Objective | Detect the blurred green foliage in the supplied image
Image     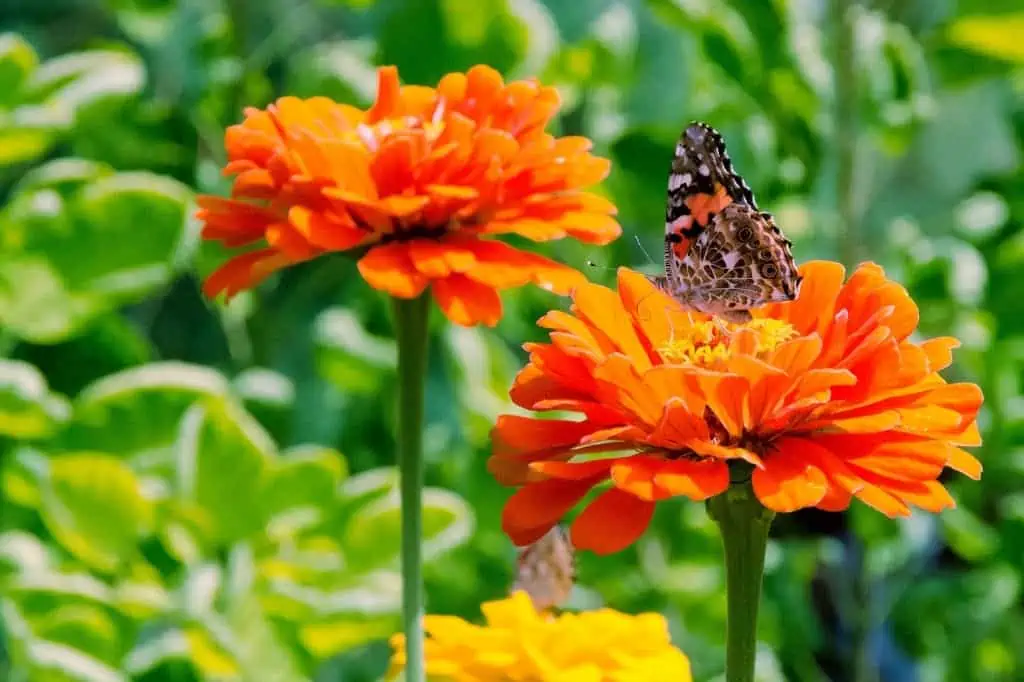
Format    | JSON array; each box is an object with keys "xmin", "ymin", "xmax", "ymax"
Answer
[{"xmin": 0, "ymin": 0, "xmax": 1022, "ymax": 681}]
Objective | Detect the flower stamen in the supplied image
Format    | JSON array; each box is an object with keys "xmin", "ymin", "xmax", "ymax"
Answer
[{"xmin": 657, "ymin": 317, "xmax": 796, "ymax": 365}]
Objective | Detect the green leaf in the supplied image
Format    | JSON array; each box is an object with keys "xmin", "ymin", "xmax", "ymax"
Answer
[
  {"xmin": 3, "ymin": 447, "xmax": 49, "ymax": 509},
  {"xmin": 58, "ymin": 362, "xmax": 230, "ymax": 462},
  {"xmin": 7, "ymin": 566, "xmax": 114, "ymax": 607},
  {"xmin": 0, "ymin": 359, "xmax": 69, "ymax": 439},
  {"xmin": 23, "ymin": 639, "xmax": 127, "ymax": 682},
  {"xmin": 112, "ymin": 577, "xmax": 172, "ymax": 619},
  {"xmin": 0, "ymin": 530, "xmax": 50, "ymax": 577},
  {"xmin": 0, "ymin": 258, "xmax": 101, "ymax": 344},
  {"xmin": 0, "ymin": 115, "xmax": 57, "ymax": 167},
  {"xmin": 377, "ymin": 0, "xmax": 528, "ymax": 85},
  {"xmin": 315, "ymin": 307, "xmax": 396, "ymax": 394},
  {"xmin": 341, "ymin": 468, "xmax": 473, "ymax": 572},
  {"xmin": 300, "ymin": 613, "xmax": 398, "ymax": 659},
  {"xmin": 943, "ymin": 505, "xmax": 1000, "ymax": 562},
  {"xmin": 224, "ymin": 593, "xmax": 307, "ymax": 682},
  {"xmin": 233, "ymin": 367, "xmax": 295, "ymax": 444},
  {"xmin": 19, "ymin": 312, "xmax": 153, "ymax": 397},
  {"xmin": 35, "ymin": 605, "xmax": 120, "ymax": 665},
  {"xmin": 177, "ymin": 401, "xmax": 275, "ymax": 544},
  {"xmin": 11, "ymin": 158, "xmax": 114, "ymax": 200},
  {"xmin": 264, "ymin": 569, "xmax": 401, "ymax": 621},
  {"xmin": 36, "ymin": 172, "xmax": 192, "ymax": 302},
  {"xmin": 27, "ymin": 49, "xmax": 145, "ymax": 114},
  {"xmin": 263, "ymin": 445, "xmax": 347, "ymax": 533},
  {"xmin": 183, "ymin": 617, "xmax": 241, "ymax": 677},
  {"xmin": 123, "ymin": 628, "xmax": 189, "ymax": 677},
  {"xmin": 1, "ymin": 172, "xmax": 192, "ymax": 342},
  {"xmin": 73, "ymin": 173, "xmax": 191, "ymax": 294},
  {"xmin": 40, "ymin": 453, "xmax": 152, "ymax": 573},
  {"xmin": 0, "ymin": 33, "xmax": 38, "ymax": 106}
]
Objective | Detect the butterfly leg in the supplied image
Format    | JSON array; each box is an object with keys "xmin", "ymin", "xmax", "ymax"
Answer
[{"xmin": 712, "ymin": 316, "xmax": 733, "ymax": 340}]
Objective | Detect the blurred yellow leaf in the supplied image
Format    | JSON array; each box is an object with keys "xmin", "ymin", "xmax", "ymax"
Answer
[
  {"xmin": 41, "ymin": 453, "xmax": 152, "ymax": 573},
  {"xmin": 300, "ymin": 617, "xmax": 397, "ymax": 659},
  {"xmin": 184, "ymin": 625, "xmax": 239, "ymax": 677},
  {"xmin": 948, "ymin": 15, "xmax": 1024, "ymax": 63}
]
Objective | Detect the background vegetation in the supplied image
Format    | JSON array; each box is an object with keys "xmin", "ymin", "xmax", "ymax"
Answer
[{"xmin": 1, "ymin": 0, "xmax": 1022, "ymax": 680}]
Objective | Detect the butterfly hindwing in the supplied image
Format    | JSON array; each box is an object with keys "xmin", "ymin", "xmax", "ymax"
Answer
[{"xmin": 511, "ymin": 525, "xmax": 575, "ymax": 612}]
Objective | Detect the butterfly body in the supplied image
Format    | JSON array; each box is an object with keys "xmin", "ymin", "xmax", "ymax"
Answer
[{"xmin": 652, "ymin": 122, "xmax": 801, "ymax": 322}]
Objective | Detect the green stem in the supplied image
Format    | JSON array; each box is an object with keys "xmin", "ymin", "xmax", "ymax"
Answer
[
  {"xmin": 833, "ymin": 0, "xmax": 860, "ymax": 268},
  {"xmin": 707, "ymin": 476, "xmax": 775, "ymax": 682},
  {"xmin": 392, "ymin": 294, "xmax": 431, "ymax": 682}
]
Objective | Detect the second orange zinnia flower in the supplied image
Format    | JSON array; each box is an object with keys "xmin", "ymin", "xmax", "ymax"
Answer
[
  {"xmin": 491, "ymin": 261, "xmax": 983, "ymax": 554},
  {"xmin": 197, "ymin": 64, "xmax": 620, "ymax": 326}
]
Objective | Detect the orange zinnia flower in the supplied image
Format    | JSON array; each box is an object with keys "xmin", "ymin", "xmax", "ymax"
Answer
[
  {"xmin": 491, "ymin": 261, "xmax": 983, "ymax": 554},
  {"xmin": 197, "ymin": 64, "xmax": 619, "ymax": 326}
]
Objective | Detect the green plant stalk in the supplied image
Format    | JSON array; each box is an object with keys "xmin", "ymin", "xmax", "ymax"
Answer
[
  {"xmin": 834, "ymin": 0, "xmax": 860, "ymax": 268},
  {"xmin": 707, "ymin": 476, "xmax": 775, "ymax": 682},
  {"xmin": 393, "ymin": 294, "xmax": 431, "ymax": 682}
]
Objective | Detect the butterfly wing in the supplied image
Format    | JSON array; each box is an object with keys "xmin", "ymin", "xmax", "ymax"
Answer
[
  {"xmin": 511, "ymin": 525, "xmax": 575, "ymax": 611},
  {"xmin": 663, "ymin": 122, "xmax": 760, "ymax": 291},
  {"xmin": 661, "ymin": 122, "xmax": 800, "ymax": 316}
]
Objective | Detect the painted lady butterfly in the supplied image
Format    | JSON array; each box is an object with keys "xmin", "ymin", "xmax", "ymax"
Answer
[
  {"xmin": 649, "ymin": 121, "xmax": 802, "ymax": 323},
  {"xmin": 511, "ymin": 525, "xmax": 575, "ymax": 611}
]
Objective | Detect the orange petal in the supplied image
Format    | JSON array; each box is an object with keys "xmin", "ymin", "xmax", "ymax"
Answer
[
  {"xmin": 816, "ymin": 485, "xmax": 853, "ymax": 512},
  {"xmin": 492, "ymin": 415, "xmax": 604, "ymax": 453},
  {"xmin": 592, "ymin": 355, "xmax": 662, "ymax": 426},
  {"xmin": 366, "ymin": 66, "xmax": 401, "ymax": 123},
  {"xmin": 610, "ymin": 455, "xmax": 672, "ymax": 501},
  {"xmin": 616, "ymin": 268, "xmax": 689, "ymax": 349},
  {"xmin": 320, "ymin": 139, "xmax": 378, "ymax": 199},
  {"xmin": 570, "ymin": 487, "xmax": 654, "ymax": 554},
  {"xmin": 649, "ymin": 395, "xmax": 711, "ymax": 447},
  {"xmin": 501, "ymin": 478, "xmax": 596, "ymax": 546},
  {"xmin": 694, "ymin": 370, "xmax": 749, "ymax": 438},
  {"xmin": 532, "ymin": 458, "xmax": 620, "ymax": 480},
  {"xmin": 921, "ymin": 337, "xmax": 959, "ymax": 373},
  {"xmin": 849, "ymin": 466, "xmax": 954, "ymax": 514},
  {"xmin": 371, "ymin": 133, "xmax": 422, "ymax": 194},
  {"xmin": 432, "ymin": 274, "xmax": 503, "ymax": 327},
  {"xmin": 752, "ymin": 450, "xmax": 828, "ymax": 512},
  {"xmin": 783, "ymin": 261, "xmax": 846, "ymax": 336},
  {"xmin": 897, "ymin": 480, "xmax": 956, "ymax": 513},
  {"xmin": 645, "ymin": 367, "xmax": 706, "ymax": 416},
  {"xmin": 266, "ymin": 220, "xmax": 319, "ymax": 259},
  {"xmin": 458, "ymin": 238, "xmax": 587, "ymax": 295},
  {"xmin": 357, "ymin": 243, "xmax": 429, "ymax": 298},
  {"xmin": 946, "ymin": 447, "xmax": 982, "ymax": 480},
  {"xmin": 786, "ymin": 437, "xmax": 912, "ymax": 518},
  {"xmin": 289, "ymin": 206, "xmax": 368, "ymax": 251},
  {"xmin": 203, "ymin": 248, "xmax": 293, "ymax": 298},
  {"xmin": 407, "ymin": 238, "xmax": 476, "ymax": 278},
  {"xmin": 573, "ymin": 281, "xmax": 651, "ymax": 372},
  {"xmin": 652, "ymin": 458, "xmax": 729, "ymax": 500}
]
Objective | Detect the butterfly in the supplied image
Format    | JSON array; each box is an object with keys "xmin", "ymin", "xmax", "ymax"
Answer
[
  {"xmin": 511, "ymin": 525, "xmax": 575, "ymax": 612},
  {"xmin": 648, "ymin": 121, "xmax": 802, "ymax": 324}
]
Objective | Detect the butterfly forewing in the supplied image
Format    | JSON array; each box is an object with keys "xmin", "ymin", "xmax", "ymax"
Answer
[{"xmin": 660, "ymin": 121, "xmax": 801, "ymax": 318}]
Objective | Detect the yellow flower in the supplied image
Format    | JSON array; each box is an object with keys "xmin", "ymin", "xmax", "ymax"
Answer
[{"xmin": 388, "ymin": 591, "xmax": 692, "ymax": 682}]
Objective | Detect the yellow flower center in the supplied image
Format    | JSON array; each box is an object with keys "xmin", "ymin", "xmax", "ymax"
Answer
[{"xmin": 658, "ymin": 318, "xmax": 796, "ymax": 366}]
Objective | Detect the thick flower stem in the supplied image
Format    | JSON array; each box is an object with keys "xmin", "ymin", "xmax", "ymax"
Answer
[
  {"xmin": 707, "ymin": 477, "xmax": 775, "ymax": 682},
  {"xmin": 393, "ymin": 294, "xmax": 431, "ymax": 682}
]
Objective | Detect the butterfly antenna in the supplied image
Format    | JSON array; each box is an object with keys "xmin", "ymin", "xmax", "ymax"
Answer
[{"xmin": 634, "ymin": 235, "xmax": 658, "ymax": 267}]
